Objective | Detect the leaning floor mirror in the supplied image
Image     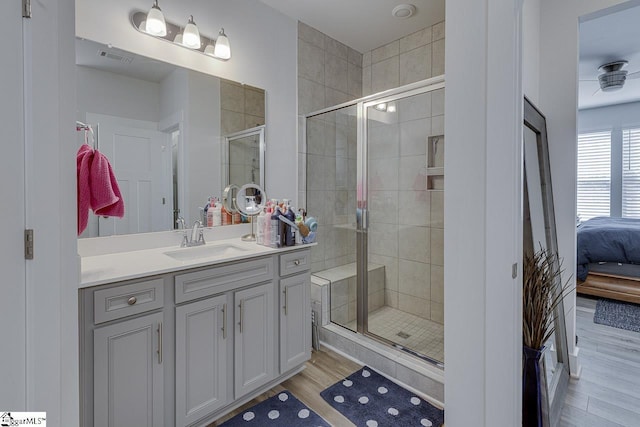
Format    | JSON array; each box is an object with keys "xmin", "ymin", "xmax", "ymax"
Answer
[{"xmin": 523, "ymin": 97, "xmax": 570, "ymax": 427}]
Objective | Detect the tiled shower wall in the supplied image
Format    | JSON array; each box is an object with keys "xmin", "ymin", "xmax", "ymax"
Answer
[
  {"xmin": 363, "ymin": 23, "xmax": 446, "ymax": 324},
  {"xmin": 220, "ymin": 80, "xmax": 265, "ymax": 136},
  {"xmin": 297, "ymin": 22, "xmax": 363, "ymax": 273},
  {"xmin": 362, "ymin": 21, "xmax": 445, "ymax": 96}
]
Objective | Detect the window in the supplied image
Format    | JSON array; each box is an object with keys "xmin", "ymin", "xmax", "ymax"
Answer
[
  {"xmin": 577, "ymin": 131, "xmax": 611, "ymax": 221},
  {"xmin": 623, "ymin": 128, "xmax": 640, "ymax": 218}
]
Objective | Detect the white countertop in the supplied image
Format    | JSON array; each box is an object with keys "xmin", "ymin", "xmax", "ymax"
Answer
[{"xmin": 80, "ymin": 238, "xmax": 314, "ymax": 288}]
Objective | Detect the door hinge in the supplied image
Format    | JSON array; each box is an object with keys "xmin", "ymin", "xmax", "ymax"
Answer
[
  {"xmin": 512, "ymin": 263, "xmax": 518, "ymax": 279},
  {"xmin": 22, "ymin": 0, "xmax": 32, "ymax": 18},
  {"xmin": 25, "ymin": 229, "xmax": 34, "ymax": 260}
]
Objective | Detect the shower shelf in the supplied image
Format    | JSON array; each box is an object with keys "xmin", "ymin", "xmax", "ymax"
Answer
[{"xmin": 426, "ymin": 167, "xmax": 444, "ymax": 176}]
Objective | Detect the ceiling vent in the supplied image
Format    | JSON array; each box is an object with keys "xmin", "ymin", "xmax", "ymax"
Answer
[
  {"xmin": 598, "ymin": 61, "xmax": 628, "ymax": 92},
  {"xmin": 97, "ymin": 49, "xmax": 133, "ymax": 64}
]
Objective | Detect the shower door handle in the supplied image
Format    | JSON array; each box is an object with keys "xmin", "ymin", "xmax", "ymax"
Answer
[{"xmin": 356, "ymin": 208, "xmax": 368, "ymax": 230}]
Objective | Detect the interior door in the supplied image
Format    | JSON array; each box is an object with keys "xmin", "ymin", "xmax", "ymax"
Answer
[
  {"xmin": 93, "ymin": 115, "xmax": 171, "ymax": 236},
  {"xmin": 0, "ymin": 1, "xmax": 26, "ymax": 409}
]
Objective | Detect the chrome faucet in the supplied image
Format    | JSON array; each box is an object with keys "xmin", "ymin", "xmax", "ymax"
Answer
[
  {"xmin": 188, "ymin": 220, "xmax": 206, "ymax": 247},
  {"xmin": 176, "ymin": 217, "xmax": 189, "ymax": 247}
]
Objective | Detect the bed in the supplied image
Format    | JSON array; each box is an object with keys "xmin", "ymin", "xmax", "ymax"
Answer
[{"xmin": 577, "ymin": 217, "xmax": 640, "ymax": 304}]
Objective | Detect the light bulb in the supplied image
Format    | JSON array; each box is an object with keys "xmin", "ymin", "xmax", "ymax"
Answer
[
  {"xmin": 182, "ymin": 15, "xmax": 201, "ymax": 49},
  {"xmin": 204, "ymin": 42, "xmax": 216, "ymax": 56},
  {"xmin": 145, "ymin": 0, "xmax": 167, "ymax": 36},
  {"xmin": 174, "ymin": 32, "xmax": 183, "ymax": 44},
  {"xmin": 214, "ymin": 28, "xmax": 231, "ymax": 59}
]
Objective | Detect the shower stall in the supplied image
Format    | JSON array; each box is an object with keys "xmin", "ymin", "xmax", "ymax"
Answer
[{"xmin": 305, "ymin": 77, "xmax": 445, "ymax": 367}]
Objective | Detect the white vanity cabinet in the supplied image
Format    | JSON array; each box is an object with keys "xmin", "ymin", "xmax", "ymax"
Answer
[
  {"xmin": 175, "ymin": 294, "xmax": 230, "ymax": 426},
  {"xmin": 81, "ymin": 247, "xmax": 311, "ymax": 427}
]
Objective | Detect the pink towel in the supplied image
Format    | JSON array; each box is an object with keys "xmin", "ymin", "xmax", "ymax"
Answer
[{"xmin": 76, "ymin": 144, "xmax": 125, "ymax": 235}]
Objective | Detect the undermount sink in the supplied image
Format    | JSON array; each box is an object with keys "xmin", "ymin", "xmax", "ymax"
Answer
[{"xmin": 164, "ymin": 243, "xmax": 249, "ymax": 261}]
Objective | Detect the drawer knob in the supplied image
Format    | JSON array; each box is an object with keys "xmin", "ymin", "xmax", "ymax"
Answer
[
  {"xmin": 294, "ymin": 260, "xmax": 300, "ymax": 266},
  {"xmin": 127, "ymin": 296, "xmax": 137, "ymax": 306}
]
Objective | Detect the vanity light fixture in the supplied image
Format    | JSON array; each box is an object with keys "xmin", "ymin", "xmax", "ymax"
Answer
[
  {"xmin": 145, "ymin": 0, "xmax": 167, "ymax": 36},
  {"xmin": 131, "ymin": 10, "xmax": 232, "ymax": 61},
  {"xmin": 213, "ymin": 28, "xmax": 231, "ymax": 60},
  {"xmin": 182, "ymin": 15, "xmax": 201, "ymax": 49}
]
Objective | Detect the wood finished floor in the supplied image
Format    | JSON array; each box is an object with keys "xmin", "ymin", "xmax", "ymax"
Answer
[
  {"xmin": 560, "ymin": 296, "xmax": 640, "ymax": 427},
  {"xmin": 211, "ymin": 348, "xmax": 362, "ymax": 426},
  {"xmin": 211, "ymin": 296, "xmax": 640, "ymax": 426}
]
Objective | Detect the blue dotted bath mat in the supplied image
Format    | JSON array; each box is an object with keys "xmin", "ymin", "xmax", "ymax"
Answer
[
  {"xmin": 219, "ymin": 390, "xmax": 330, "ymax": 426},
  {"xmin": 320, "ymin": 366, "xmax": 444, "ymax": 427}
]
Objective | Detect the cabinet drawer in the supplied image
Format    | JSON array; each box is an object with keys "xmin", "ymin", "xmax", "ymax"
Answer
[
  {"xmin": 94, "ymin": 278, "xmax": 164, "ymax": 324},
  {"xmin": 279, "ymin": 250, "xmax": 311, "ymax": 276},
  {"xmin": 175, "ymin": 257, "xmax": 274, "ymax": 304}
]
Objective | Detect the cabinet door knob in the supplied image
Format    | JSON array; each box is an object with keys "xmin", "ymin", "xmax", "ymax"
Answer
[
  {"xmin": 127, "ymin": 296, "xmax": 137, "ymax": 305},
  {"xmin": 294, "ymin": 259, "xmax": 300, "ymax": 266}
]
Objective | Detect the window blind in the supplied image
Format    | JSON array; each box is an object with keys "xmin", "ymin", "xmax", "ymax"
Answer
[
  {"xmin": 577, "ymin": 131, "xmax": 611, "ymax": 221},
  {"xmin": 623, "ymin": 128, "xmax": 640, "ymax": 218}
]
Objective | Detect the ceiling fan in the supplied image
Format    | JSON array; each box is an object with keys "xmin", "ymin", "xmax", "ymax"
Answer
[{"xmin": 586, "ymin": 60, "xmax": 640, "ymax": 94}]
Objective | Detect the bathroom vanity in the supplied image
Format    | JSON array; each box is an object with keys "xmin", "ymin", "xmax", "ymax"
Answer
[{"xmin": 79, "ymin": 239, "xmax": 311, "ymax": 427}]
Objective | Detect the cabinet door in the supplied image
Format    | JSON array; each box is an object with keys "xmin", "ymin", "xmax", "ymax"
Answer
[
  {"xmin": 279, "ymin": 273, "xmax": 311, "ymax": 373},
  {"xmin": 175, "ymin": 295, "xmax": 230, "ymax": 427},
  {"xmin": 234, "ymin": 283, "xmax": 275, "ymax": 398},
  {"xmin": 94, "ymin": 311, "xmax": 164, "ymax": 427}
]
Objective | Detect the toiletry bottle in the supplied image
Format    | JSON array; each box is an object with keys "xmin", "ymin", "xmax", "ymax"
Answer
[
  {"xmin": 263, "ymin": 204, "xmax": 272, "ymax": 247},
  {"xmin": 270, "ymin": 202, "xmax": 281, "ymax": 248},
  {"xmin": 284, "ymin": 201, "xmax": 296, "ymax": 246},
  {"xmin": 212, "ymin": 202, "xmax": 222, "ymax": 227},
  {"xmin": 221, "ymin": 204, "xmax": 230, "ymax": 226},
  {"xmin": 206, "ymin": 199, "xmax": 214, "ymax": 227},
  {"xmin": 256, "ymin": 207, "xmax": 266, "ymax": 245}
]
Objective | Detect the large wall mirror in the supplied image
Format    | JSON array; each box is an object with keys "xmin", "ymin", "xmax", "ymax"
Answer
[
  {"xmin": 76, "ymin": 38, "xmax": 266, "ymax": 238},
  {"xmin": 523, "ymin": 97, "xmax": 570, "ymax": 427}
]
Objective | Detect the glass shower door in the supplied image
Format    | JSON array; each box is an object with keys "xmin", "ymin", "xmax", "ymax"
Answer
[{"xmin": 360, "ymin": 84, "xmax": 445, "ymax": 364}]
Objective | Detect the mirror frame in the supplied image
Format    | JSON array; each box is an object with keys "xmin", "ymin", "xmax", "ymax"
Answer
[
  {"xmin": 222, "ymin": 125, "xmax": 266, "ymax": 192},
  {"xmin": 523, "ymin": 96, "xmax": 570, "ymax": 427}
]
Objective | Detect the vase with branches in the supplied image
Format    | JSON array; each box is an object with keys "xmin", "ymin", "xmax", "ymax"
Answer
[{"xmin": 522, "ymin": 247, "xmax": 572, "ymax": 427}]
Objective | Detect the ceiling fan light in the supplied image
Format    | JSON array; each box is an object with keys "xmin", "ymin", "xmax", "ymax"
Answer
[
  {"xmin": 214, "ymin": 28, "xmax": 231, "ymax": 59},
  {"xmin": 182, "ymin": 15, "xmax": 201, "ymax": 49},
  {"xmin": 145, "ymin": 0, "xmax": 167, "ymax": 36}
]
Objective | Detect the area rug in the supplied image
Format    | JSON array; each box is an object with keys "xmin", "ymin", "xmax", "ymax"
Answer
[
  {"xmin": 594, "ymin": 298, "xmax": 640, "ymax": 333},
  {"xmin": 320, "ymin": 366, "xmax": 444, "ymax": 427},
  {"xmin": 219, "ymin": 390, "xmax": 330, "ymax": 426}
]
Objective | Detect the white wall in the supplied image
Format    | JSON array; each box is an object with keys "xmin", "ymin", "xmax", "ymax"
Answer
[
  {"xmin": 76, "ymin": 0, "xmax": 298, "ymax": 201},
  {"xmin": 523, "ymin": 0, "xmax": 541, "ymax": 104},
  {"xmin": 539, "ymin": 0, "xmax": 628, "ymax": 375},
  {"xmin": 76, "ymin": 66, "xmax": 161, "ymax": 123},
  {"xmin": 444, "ymin": 0, "xmax": 523, "ymax": 425},
  {"xmin": 579, "ymin": 101, "xmax": 640, "ymax": 132}
]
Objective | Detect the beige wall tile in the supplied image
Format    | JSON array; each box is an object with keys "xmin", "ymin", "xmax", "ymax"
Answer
[
  {"xmin": 362, "ymin": 51, "xmax": 372, "ymax": 68},
  {"xmin": 432, "ymin": 21, "xmax": 445, "ymax": 41},
  {"xmin": 325, "ymin": 53, "xmax": 349, "ymax": 93},
  {"xmin": 431, "ymin": 115, "xmax": 444, "ymax": 136},
  {"xmin": 306, "ymin": 118, "xmax": 326, "ymax": 156},
  {"xmin": 430, "ymin": 190, "xmax": 444, "ymax": 228},
  {"xmin": 368, "ymin": 290, "xmax": 385, "ymax": 312},
  {"xmin": 398, "ymin": 259, "xmax": 430, "ymax": 299},
  {"xmin": 431, "ymin": 88, "xmax": 445, "ymax": 116},
  {"xmin": 348, "ymin": 47, "xmax": 363, "ymax": 66},
  {"xmin": 298, "ymin": 77, "xmax": 325, "ymax": 114},
  {"xmin": 326, "ymin": 36, "xmax": 348, "ymax": 60},
  {"xmin": 362, "ymin": 65, "xmax": 372, "ymax": 96},
  {"xmin": 430, "ymin": 264, "xmax": 444, "ymax": 303},
  {"xmin": 347, "ymin": 63, "xmax": 363, "ymax": 98},
  {"xmin": 371, "ymin": 56, "xmax": 400, "ymax": 93},
  {"xmin": 431, "ymin": 301, "xmax": 444, "ymax": 324},
  {"xmin": 399, "ymin": 155, "xmax": 427, "ymax": 190},
  {"xmin": 430, "ymin": 228, "xmax": 444, "ymax": 266},
  {"xmin": 244, "ymin": 88, "xmax": 265, "ymax": 118},
  {"xmin": 369, "ymin": 190, "xmax": 399, "ymax": 224},
  {"xmin": 385, "ymin": 290, "xmax": 399, "ymax": 308},
  {"xmin": 399, "ymin": 225, "xmax": 430, "ymax": 263},
  {"xmin": 372, "ymin": 40, "xmax": 400, "ymax": 63},
  {"xmin": 368, "ymin": 222, "xmax": 399, "ymax": 258},
  {"xmin": 398, "ymin": 190, "xmax": 430, "ymax": 226},
  {"xmin": 221, "ymin": 109, "xmax": 245, "ymax": 134},
  {"xmin": 298, "ymin": 39, "xmax": 325, "ymax": 84},
  {"xmin": 399, "ymin": 91, "xmax": 431, "ymax": 122},
  {"xmin": 432, "ymin": 39, "xmax": 445, "ymax": 76},
  {"xmin": 368, "ymin": 122, "xmax": 400, "ymax": 159},
  {"xmin": 369, "ymin": 157, "xmax": 399, "ymax": 191},
  {"xmin": 400, "ymin": 27, "xmax": 433, "ymax": 53},
  {"xmin": 400, "ymin": 45, "xmax": 432, "ymax": 86},
  {"xmin": 220, "ymin": 80, "xmax": 245, "ymax": 113},
  {"xmin": 369, "ymin": 253, "xmax": 399, "ymax": 292},
  {"xmin": 400, "ymin": 118, "xmax": 431, "ymax": 157},
  {"xmin": 325, "ymin": 87, "xmax": 351, "ymax": 109},
  {"xmin": 298, "ymin": 21, "xmax": 325, "ymax": 49},
  {"xmin": 398, "ymin": 293, "xmax": 430, "ymax": 319}
]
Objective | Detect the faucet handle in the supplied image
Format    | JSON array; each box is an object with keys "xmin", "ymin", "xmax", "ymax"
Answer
[
  {"xmin": 197, "ymin": 227, "xmax": 206, "ymax": 245},
  {"xmin": 176, "ymin": 217, "xmax": 186, "ymax": 229}
]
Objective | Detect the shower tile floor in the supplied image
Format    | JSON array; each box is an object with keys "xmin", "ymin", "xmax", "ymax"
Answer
[{"xmin": 343, "ymin": 306, "xmax": 444, "ymax": 363}]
